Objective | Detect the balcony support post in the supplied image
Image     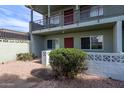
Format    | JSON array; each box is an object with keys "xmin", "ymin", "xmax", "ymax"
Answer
[
  {"xmin": 29, "ymin": 6, "xmax": 34, "ymax": 54},
  {"xmin": 76, "ymin": 5, "xmax": 79, "ymax": 10},
  {"xmin": 31, "ymin": 8, "xmax": 33, "ymax": 22},
  {"xmin": 75, "ymin": 5, "xmax": 79, "ymax": 24},
  {"xmin": 48, "ymin": 5, "xmax": 50, "ymax": 28},
  {"xmin": 48, "ymin": 5, "xmax": 50, "ymax": 17}
]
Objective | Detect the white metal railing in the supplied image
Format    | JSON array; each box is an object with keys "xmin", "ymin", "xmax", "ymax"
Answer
[{"xmin": 32, "ymin": 6, "xmax": 103, "ymax": 31}]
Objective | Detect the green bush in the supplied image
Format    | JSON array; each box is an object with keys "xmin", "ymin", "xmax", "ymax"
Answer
[
  {"xmin": 49, "ymin": 48, "xmax": 87, "ymax": 79},
  {"xmin": 16, "ymin": 53, "xmax": 34, "ymax": 61}
]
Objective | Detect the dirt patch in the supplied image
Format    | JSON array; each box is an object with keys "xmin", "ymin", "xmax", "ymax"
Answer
[{"xmin": 0, "ymin": 60, "xmax": 124, "ymax": 88}]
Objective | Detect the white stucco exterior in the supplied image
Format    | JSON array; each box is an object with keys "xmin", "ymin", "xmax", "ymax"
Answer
[{"xmin": 0, "ymin": 39, "xmax": 30, "ymax": 62}]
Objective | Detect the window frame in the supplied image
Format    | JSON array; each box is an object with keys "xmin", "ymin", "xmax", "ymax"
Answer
[
  {"xmin": 81, "ymin": 36, "xmax": 90, "ymax": 50},
  {"xmin": 46, "ymin": 38, "xmax": 60, "ymax": 50},
  {"xmin": 81, "ymin": 35, "xmax": 104, "ymax": 51},
  {"xmin": 47, "ymin": 40, "xmax": 53, "ymax": 49}
]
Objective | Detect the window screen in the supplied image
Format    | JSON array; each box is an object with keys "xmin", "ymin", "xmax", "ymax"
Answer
[
  {"xmin": 81, "ymin": 37, "xmax": 90, "ymax": 49},
  {"xmin": 47, "ymin": 40, "xmax": 52, "ymax": 49},
  {"xmin": 47, "ymin": 40, "xmax": 56, "ymax": 49}
]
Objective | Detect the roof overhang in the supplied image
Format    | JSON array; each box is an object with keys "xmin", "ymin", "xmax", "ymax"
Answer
[{"xmin": 26, "ymin": 5, "xmax": 74, "ymax": 15}]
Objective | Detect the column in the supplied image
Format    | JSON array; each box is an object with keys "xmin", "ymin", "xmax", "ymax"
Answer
[
  {"xmin": 75, "ymin": 5, "xmax": 79, "ymax": 23},
  {"xmin": 31, "ymin": 8, "xmax": 33, "ymax": 22},
  {"xmin": 48, "ymin": 5, "xmax": 50, "ymax": 28},
  {"xmin": 29, "ymin": 6, "xmax": 34, "ymax": 53},
  {"xmin": 113, "ymin": 21, "xmax": 122, "ymax": 53}
]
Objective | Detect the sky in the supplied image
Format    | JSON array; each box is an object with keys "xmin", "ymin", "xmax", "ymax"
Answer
[{"xmin": 0, "ymin": 5, "xmax": 42, "ymax": 32}]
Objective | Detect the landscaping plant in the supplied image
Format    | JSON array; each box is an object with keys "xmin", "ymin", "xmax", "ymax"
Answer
[
  {"xmin": 16, "ymin": 53, "xmax": 34, "ymax": 61},
  {"xmin": 49, "ymin": 48, "xmax": 87, "ymax": 79}
]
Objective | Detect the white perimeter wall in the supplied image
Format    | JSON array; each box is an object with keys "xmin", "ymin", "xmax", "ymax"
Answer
[
  {"xmin": 42, "ymin": 51, "xmax": 124, "ymax": 81},
  {"xmin": 86, "ymin": 52, "xmax": 124, "ymax": 81},
  {"xmin": 0, "ymin": 39, "xmax": 29, "ymax": 62}
]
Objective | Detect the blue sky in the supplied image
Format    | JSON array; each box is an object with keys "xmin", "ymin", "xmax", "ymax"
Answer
[{"xmin": 0, "ymin": 5, "xmax": 42, "ymax": 32}]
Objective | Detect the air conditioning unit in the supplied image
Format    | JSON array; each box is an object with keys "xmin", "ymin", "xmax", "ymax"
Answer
[{"xmin": 41, "ymin": 50, "xmax": 51, "ymax": 66}]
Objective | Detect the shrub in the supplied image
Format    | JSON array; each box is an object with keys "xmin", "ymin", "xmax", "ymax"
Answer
[
  {"xmin": 49, "ymin": 48, "xmax": 87, "ymax": 79},
  {"xmin": 16, "ymin": 53, "xmax": 34, "ymax": 61}
]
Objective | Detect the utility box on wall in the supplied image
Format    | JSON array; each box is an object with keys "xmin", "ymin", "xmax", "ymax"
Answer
[{"xmin": 41, "ymin": 50, "xmax": 51, "ymax": 66}]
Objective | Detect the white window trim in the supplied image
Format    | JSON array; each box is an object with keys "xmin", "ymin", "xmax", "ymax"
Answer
[
  {"xmin": 81, "ymin": 35, "xmax": 104, "ymax": 51},
  {"xmin": 46, "ymin": 38, "xmax": 60, "ymax": 50}
]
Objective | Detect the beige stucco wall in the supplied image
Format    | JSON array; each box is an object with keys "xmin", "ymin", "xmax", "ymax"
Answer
[
  {"xmin": 0, "ymin": 39, "xmax": 29, "ymax": 63},
  {"xmin": 44, "ymin": 28, "xmax": 113, "ymax": 52}
]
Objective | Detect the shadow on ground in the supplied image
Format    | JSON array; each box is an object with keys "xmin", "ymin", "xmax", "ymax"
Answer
[
  {"xmin": 31, "ymin": 68, "xmax": 55, "ymax": 80},
  {"xmin": 32, "ymin": 59, "xmax": 41, "ymax": 64},
  {"xmin": 0, "ymin": 68, "xmax": 124, "ymax": 88},
  {"xmin": 30, "ymin": 68, "xmax": 124, "ymax": 88},
  {"xmin": 0, "ymin": 74, "xmax": 41, "ymax": 88}
]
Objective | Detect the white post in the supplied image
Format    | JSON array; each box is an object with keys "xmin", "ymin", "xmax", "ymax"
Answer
[
  {"xmin": 48, "ymin": 5, "xmax": 50, "ymax": 17},
  {"xmin": 48, "ymin": 5, "xmax": 50, "ymax": 28},
  {"xmin": 76, "ymin": 5, "xmax": 79, "ymax": 10},
  {"xmin": 113, "ymin": 21, "xmax": 122, "ymax": 53},
  {"xmin": 75, "ymin": 5, "xmax": 79, "ymax": 23},
  {"xmin": 31, "ymin": 8, "xmax": 33, "ymax": 22}
]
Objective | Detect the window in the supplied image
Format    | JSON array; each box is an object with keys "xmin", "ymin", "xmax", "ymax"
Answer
[
  {"xmin": 90, "ymin": 6, "xmax": 103, "ymax": 17},
  {"xmin": 81, "ymin": 37, "xmax": 90, "ymax": 49},
  {"xmin": 81, "ymin": 35, "xmax": 103, "ymax": 50},
  {"xmin": 47, "ymin": 40, "xmax": 55, "ymax": 49},
  {"xmin": 91, "ymin": 36, "xmax": 103, "ymax": 49}
]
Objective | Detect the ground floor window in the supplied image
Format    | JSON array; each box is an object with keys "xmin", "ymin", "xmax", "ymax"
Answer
[
  {"xmin": 81, "ymin": 37, "xmax": 90, "ymax": 49},
  {"xmin": 47, "ymin": 40, "xmax": 55, "ymax": 49},
  {"xmin": 81, "ymin": 35, "xmax": 103, "ymax": 50}
]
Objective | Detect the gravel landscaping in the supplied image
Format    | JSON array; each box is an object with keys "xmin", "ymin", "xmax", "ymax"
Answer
[{"xmin": 0, "ymin": 60, "xmax": 124, "ymax": 88}]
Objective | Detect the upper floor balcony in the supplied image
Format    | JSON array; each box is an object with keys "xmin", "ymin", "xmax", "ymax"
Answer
[{"xmin": 30, "ymin": 5, "xmax": 124, "ymax": 32}]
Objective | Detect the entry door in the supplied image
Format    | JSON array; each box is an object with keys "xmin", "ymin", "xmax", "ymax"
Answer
[
  {"xmin": 64, "ymin": 37, "xmax": 74, "ymax": 48},
  {"xmin": 64, "ymin": 9, "xmax": 74, "ymax": 25}
]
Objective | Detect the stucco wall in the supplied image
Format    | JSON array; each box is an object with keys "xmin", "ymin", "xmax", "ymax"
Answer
[
  {"xmin": 103, "ymin": 5, "xmax": 124, "ymax": 17},
  {"xmin": 44, "ymin": 28, "xmax": 113, "ymax": 53},
  {"xmin": 31, "ymin": 34, "xmax": 44, "ymax": 57},
  {"xmin": 0, "ymin": 39, "xmax": 29, "ymax": 62},
  {"xmin": 87, "ymin": 60, "xmax": 124, "ymax": 81}
]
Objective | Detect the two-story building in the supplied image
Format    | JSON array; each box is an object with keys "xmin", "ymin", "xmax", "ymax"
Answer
[
  {"xmin": 27, "ymin": 5, "xmax": 124, "ymax": 57},
  {"xmin": 26, "ymin": 5, "xmax": 124, "ymax": 81}
]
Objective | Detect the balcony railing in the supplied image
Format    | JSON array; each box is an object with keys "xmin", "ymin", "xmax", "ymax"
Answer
[{"xmin": 31, "ymin": 6, "xmax": 119, "ymax": 31}]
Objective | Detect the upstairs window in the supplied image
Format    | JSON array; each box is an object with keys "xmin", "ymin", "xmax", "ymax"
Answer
[{"xmin": 90, "ymin": 6, "xmax": 103, "ymax": 17}]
